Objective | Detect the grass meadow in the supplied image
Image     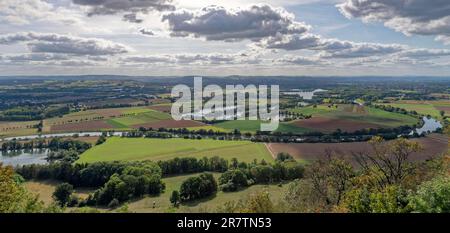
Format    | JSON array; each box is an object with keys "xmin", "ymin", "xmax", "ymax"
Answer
[{"xmin": 77, "ymin": 137, "xmax": 273, "ymax": 163}]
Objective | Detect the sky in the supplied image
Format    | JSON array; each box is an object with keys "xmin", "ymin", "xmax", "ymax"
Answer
[{"xmin": 1, "ymin": 0, "xmax": 450, "ymax": 76}]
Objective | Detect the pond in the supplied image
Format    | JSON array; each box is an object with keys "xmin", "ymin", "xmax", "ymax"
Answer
[
  {"xmin": 0, "ymin": 149, "xmax": 50, "ymax": 167},
  {"xmin": 282, "ymin": 89, "xmax": 327, "ymax": 100},
  {"xmin": 413, "ymin": 117, "xmax": 443, "ymax": 135}
]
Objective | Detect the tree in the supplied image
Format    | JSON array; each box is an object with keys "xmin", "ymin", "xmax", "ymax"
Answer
[
  {"xmin": 276, "ymin": 152, "xmax": 294, "ymax": 162},
  {"xmin": 170, "ymin": 190, "xmax": 181, "ymax": 207},
  {"xmin": 219, "ymin": 169, "xmax": 248, "ymax": 192},
  {"xmin": 353, "ymin": 137, "xmax": 422, "ymax": 190},
  {"xmin": 179, "ymin": 173, "xmax": 217, "ymax": 202},
  {"xmin": 283, "ymin": 179, "xmax": 324, "ymax": 213},
  {"xmin": 305, "ymin": 154, "xmax": 354, "ymax": 207},
  {"xmin": 341, "ymin": 185, "xmax": 410, "ymax": 213},
  {"xmin": 96, "ymin": 136, "xmax": 107, "ymax": 145},
  {"xmin": 408, "ymin": 176, "xmax": 450, "ymax": 213},
  {"xmin": 0, "ymin": 163, "xmax": 46, "ymax": 213},
  {"xmin": 53, "ymin": 183, "xmax": 74, "ymax": 206},
  {"xmin": 218, "ymin": 191, "xmax": 274, "ymax": 213}
]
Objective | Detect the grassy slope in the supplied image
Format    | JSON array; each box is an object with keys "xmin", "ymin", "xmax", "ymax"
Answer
[
  {"xmin": 214, "ymin": 120, "xmax": 311, "ymax": 133},
  {"xmin": 24, "ymin": 180, "xmax": 94, "ymax": 205},
  {"xmin": 108, "ymin": 110, "xmax": 171, "ymax": 127},
  {"xmin": 127, "ymin": 173, "xmax": 289, "ymax": 213},
  {"xmin": 24, "ymin": 174, "xmax": 289, "ymax": 213},
  {"xmin": 77, "ymin": 137, "xmax": 273, "ymax": 163},
  {"xmin": 378, "ymin": 101, "xmax": 449, "ymax": 119},
  {"xmin": 289, "ymin": 104, "xmax": 418, "ymax": 128}
]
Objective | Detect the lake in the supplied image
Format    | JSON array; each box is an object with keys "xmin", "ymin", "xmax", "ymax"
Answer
[
  {"xmin": 0, "ymin": 149, "xmax": 50, "ymax": 167},
  {"xmin": 282, "ymin": 89, "xmax": 327, "ymax": 100},
  {"xmin": 414, "ymin": 117, "xmax": 443, "ymax": 135}
]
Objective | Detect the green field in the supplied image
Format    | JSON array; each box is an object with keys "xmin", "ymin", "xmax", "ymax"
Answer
[
  {"xmin": 214, "ymin": 120, "xmax": 311, "ymax": 133},
  {"xmin": 77, "ymin": 137, "xmax": 273, "ymax": 163},
  {"xmin": 127, "ymin": 173, "xmax": 289, "ymax": 213},
  {"xmin": 290, "ymin": 105, "xmax": 336, "ymax": 116},
  {"xmin": 290, "ymin": 104, "xmax": 419, "ymax": 128},
  {"xmin": 107, "ymin": 110, "xmax": 171, "ymax": 127},
  {"xmin": 378, "ymin": 101, "xmax": 450, "ymax": 119}
]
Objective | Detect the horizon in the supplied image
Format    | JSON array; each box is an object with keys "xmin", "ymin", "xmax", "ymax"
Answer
[{"xmin": 1, "ymin": 1, "xmax": 450, "ymax": 76}]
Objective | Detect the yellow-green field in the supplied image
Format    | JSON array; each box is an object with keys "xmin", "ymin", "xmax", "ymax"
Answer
[
  {"xmin": 24, "ymin": 174, "xmax": 289, "ymax": 213},
  {"xmin": 127, "ymin": 173, "xmax": 289, "ymax": 213},
  {"xmin": 377, "ymin": 100, "xmax": 450, "ymax": 119},
  {"xmin": 77, "ymin": 137, "xmax": 273, "ymax": 163}
]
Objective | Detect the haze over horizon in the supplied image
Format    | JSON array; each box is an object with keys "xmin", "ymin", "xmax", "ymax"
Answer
[{"xmin": 1, "ymin": 0, "xmax": 450, "ymax": 76}]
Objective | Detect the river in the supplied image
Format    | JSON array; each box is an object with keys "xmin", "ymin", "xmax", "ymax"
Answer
[{"xmin": 0, "ymin": 117, "xmax": 443, "ymax": 166}]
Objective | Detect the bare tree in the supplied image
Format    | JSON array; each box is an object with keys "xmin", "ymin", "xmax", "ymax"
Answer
[
  {"xmin": 306, "ymin": 150, "xmax": 354, "ymax": 207},
  {"xmin": 353, "ymin": 136, "xmax": 422, "ymax": 190}
]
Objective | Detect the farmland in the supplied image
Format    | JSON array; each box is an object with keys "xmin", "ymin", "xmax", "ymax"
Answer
[
  {"xmin": 212, "ymin": 104, "xmax": 418, "ymax": 134},
  {"xmin": 286, "ymin": 104, "xmax": 419, "ymax": 133},
  {"xmin": 77, "ymin": 137, "xmax": 273, "ymax": 163},
  {"xmin": 267, "ymin": 133, "xmax": 448, "ymax": 163},
  {"xmin": 377, "ymin": 100, "xmax": 450, "ymax": 119},
  {"xmin": 1, "ymin": 76, "xmax": 449, "ymax": 214},
  {"xmin": 46, "ymin": 107, "xmax": 173, "ymax": 132},
  {"xmin": 214, "ymin": 120, "xmax": 310, "ymax": 133}
]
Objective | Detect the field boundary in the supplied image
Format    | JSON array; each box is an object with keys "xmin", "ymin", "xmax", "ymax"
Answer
[{"xmin": 265, "ymin": 143, "xmax": 276, "ymax": 159}]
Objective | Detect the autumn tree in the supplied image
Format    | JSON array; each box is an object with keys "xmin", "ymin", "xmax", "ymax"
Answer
[
  {"xmin": 0, "ymin": 163, "xmax": 48, "ymax": 213},
  {"xmin": 353, "ymin": 136, "xmax": 422, "ymax": 190},
  {"xmin": 305, "ymin": 153, "xmax": 354, "ymax": 207}
]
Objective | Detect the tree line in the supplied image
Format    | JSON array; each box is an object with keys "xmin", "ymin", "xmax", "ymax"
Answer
[{"xmin": 1, "ymin": 138, "xmax": 91, "ymax": 153}]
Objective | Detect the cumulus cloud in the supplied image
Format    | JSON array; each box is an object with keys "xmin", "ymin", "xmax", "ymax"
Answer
[
  {"xmin": 258, "ymin": 33, "xmax": 405, "ymax": 58},
  {"xmin": 0, "ymin": 0, "xmax": 81, "ymax": 25},
  {"xmin": 0, "ymin": 32, "xmax": 130, "ymax": 56},
  {"xmin": 337, "ymin": 0, "xmax": 450, "ymax": 43},
  {"xmin": 72, "ymin": 0, "xmax": 175, "ymax": 22},
  {"xmin": 0, "ymin": 53, "xmax": 104, "ymax": 67},
  {"xmin": 396, "ymin": 48, "xmax": 450, "ymax": 59},
  {"xmin": 139, "ymin": 28, "xmax": 155, "ymax": 36},
  {"xmin": 121, "ymin": 52, "xmax": 258, "ymax": 66},
  {"xmin": 275, "ymin": 55, "xmax": 325, "ymax": 65},
  {"xmin": 318, "ymin": 40, "xmax": 405, "ymax": 58},
  {"xmin": 0, "ymin": 53, "xmax": 69, "ymax": 63},
  {"xmin": 258, "ymin": 34, "xmax": 322, "ymax": 50},
  {"xmin": 162, "ymin": 5, "xmax": 309, "ymax": 42}
]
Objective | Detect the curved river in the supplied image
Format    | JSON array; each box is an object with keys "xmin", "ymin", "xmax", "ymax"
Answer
[{"xmin": 0, "ymin": 117, "xmax": 443, "ymax": 166}]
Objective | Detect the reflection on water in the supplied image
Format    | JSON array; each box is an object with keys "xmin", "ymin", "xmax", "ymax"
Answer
[
  {"xmin": 282, "ymin": 89, "xmax": 327, "ymax": 100},
  {"xmin": 0, "ymin": 149, "xmax": 49, "ymax": 167},
  {"xmin": 413, "ymin": 117, "xmax": 443, "ymax": 135},
  {"xmin": 1, "ymin": 131, "xmax": 124, "ymax": 142}
]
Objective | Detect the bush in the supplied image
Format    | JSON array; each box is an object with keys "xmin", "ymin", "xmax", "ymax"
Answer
[
  {"xmin": 219, "ymin": 169, "xmax": 248, "ymax": 192},
  {"xmin": 53, "ymin": 183, "xmax": 74, "ymax": 206},
  {"xmin": 179, "ymin": 173, "xmax": 217, "ymax": 202},
  {"xmin": 408, "ymin": 176, "xmax": 450, "ymax": 213}
]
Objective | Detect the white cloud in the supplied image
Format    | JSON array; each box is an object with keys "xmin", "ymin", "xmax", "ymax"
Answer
[
  {"xmin": 120, "ymin": 52, "xmax": 257, "ymax": 66},
  {"xmin": 162, "ymin": 5, "xmax": 309, "ymax": 42},
  {"xmin": 72, "ymin": 0, "xmax": 175, "ymax": 22},
  {"xmin": 337, "ymin": 0, "xmax": 450, "ymax": 43},
  {"xmin": 0, "ymin": 32, "xmax": 130, "ymax": 56},
  {"xmin": 0, "ymin": 0, "xmax": 81, "ymax": 25}
]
